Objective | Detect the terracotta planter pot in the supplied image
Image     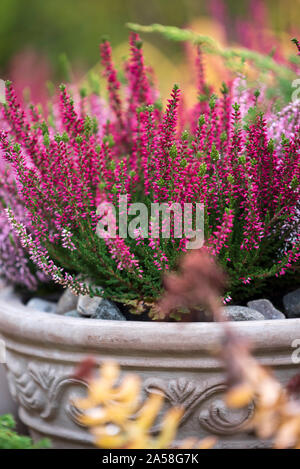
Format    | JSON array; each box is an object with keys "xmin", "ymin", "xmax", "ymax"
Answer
[{"xmin": 0, "ymin": 294, "xmax": 299, "ymax": 449}]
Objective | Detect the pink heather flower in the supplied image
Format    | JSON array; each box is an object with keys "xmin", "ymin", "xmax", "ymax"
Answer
[
  {"xmin": 105, "ymin": 236, "xmax": 144, "ymax": 278},
  {"xmin": 6, "ymin": 208, "xmax": 88, "ymax": 295},
  {"xmin": 61, "ymin": 229, "xmax": 76, "ymax": 251},
  {"xmin": 268, "ymin": 100, "xmax": 300, "ymax": 151},
  {"xmin": 207, "ymin": 210, "xmax": 234, "ymax": 256},
  {"xmin": 0, "ymin": 156, "xmax": 48, "ymax": 289}
]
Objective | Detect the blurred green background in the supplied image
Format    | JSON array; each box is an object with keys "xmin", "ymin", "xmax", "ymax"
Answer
[{"xmin": 0, "ymin": 0, "xmax": 299, "ymax": 102}]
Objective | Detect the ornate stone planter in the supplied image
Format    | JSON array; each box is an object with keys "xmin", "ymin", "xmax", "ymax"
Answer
[{"xmin": 0, "ymin": 295, "xmax": 299, "ymax": 449}]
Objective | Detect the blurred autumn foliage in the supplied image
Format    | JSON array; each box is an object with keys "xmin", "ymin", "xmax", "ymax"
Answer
[
  {"xmin": 74, "ymin": 361, "xmax": 216, "ymax": 449},
  {"xmin": 0, "ymin": 0, "xmax": 299, "ymax": 103}
]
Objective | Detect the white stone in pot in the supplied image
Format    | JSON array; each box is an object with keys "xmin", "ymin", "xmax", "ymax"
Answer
[
  {"xmin": 27, "ymin": 298, "xmax": 57, "ymax": 314},
  {"xmin": 56, "ymin": 288, "xmax": 78, "ymax": 315}
]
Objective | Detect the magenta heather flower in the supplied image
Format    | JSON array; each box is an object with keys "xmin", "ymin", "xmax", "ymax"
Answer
[{"xmin": 0, "ymin": 34, "xmax": 299, "ymax": 315}]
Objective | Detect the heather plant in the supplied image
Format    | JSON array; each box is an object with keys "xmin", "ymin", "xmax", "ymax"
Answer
[
  {"xmin": 0, "ymin": 33, "xmax": 299, "ymax": 318},
  {"xmin": 0, "ymin": 158, "xmax": 48, "ymax": 290}
]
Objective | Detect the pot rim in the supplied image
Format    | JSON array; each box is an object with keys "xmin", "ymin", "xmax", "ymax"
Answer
[{"xmin": 0, "ymin": 296, "xmax": 299, "ymax": 353}]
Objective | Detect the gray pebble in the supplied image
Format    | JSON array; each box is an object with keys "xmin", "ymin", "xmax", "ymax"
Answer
[
  {"xmin": 27, "ymin": 298, "xmax": 57, "ymax": 314},
  {"xmin": 247, "ymin": 299, "xmax": 285, "ymax": 320},
  {"xmin": 77, "ymin": 294, "xmax": 125, "ymax": 320},
  {"xmin": 283, "ymin": 289, "xmax": 300, "ymax": 318},
  {"xmin": 222, "ymin": 306, "xmax": 265, "ymax": 321}
]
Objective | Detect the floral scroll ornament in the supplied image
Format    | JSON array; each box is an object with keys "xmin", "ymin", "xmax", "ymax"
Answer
[
  {"xmin": 144, "ymin": 377, "xmax": 254, "ymax": 436},
  {"xmin": 5, "ymin": 357, "xmax": 87, "ymax": 421}
]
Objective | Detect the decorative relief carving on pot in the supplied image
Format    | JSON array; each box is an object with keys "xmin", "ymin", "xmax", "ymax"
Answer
[
  {"xmin": 66, "ymin": 392, "xmax": 89, "ymax": 428},
  {"xmin": 145, "ymin": 377, "xmax": 202, "ymax": 420},
  {"xmin": 5, "ymin": 353, "xmax": 87, "ymax": 423},
  {"xmin": 144, "ymin": 378, "xmax": 254, "ymax": 436},
  {"xmin": 197, "ymin": 384, "xmax": 254, "ymax": 436}
]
